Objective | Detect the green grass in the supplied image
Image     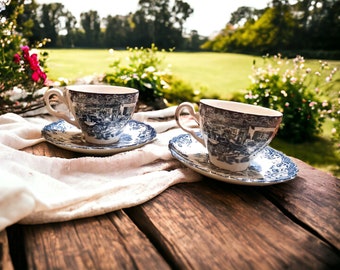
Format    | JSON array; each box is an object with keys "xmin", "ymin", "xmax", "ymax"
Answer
[
  {"xmin": 44, "ymin": 49, "xmax": 340, "ymax": 178},
  {"xmin": 45, "ymin": 49, "xmax": 117, "ymax": 82},
  {"xmin": 271, "ymin": 136, "xmax": 340, "ymax": 177},
  {"xmin": 163, "ymin": 52, "xmax": 259, "ymax": 99},
  {"xmin": 45, "ymin": 49, "xmax": 260, "ymax": 98}
]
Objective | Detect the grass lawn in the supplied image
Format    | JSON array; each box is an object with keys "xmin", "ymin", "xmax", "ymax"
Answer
[
  {"xmin": 44, "ymin": 49, "xmax": 340, "ymax": 178},
  {"xmin": 45, "ymin": 49, "xmax": 260, "ymax": 99}
]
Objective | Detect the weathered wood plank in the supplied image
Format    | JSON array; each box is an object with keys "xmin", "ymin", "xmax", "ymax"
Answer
[
  {"xmin": 0, "ymin": 230, "xmax": 13, "ymax": 270},
  {"xmin": 126, "ymin": 180, "xmax": 340, "ymax": 270},
  {"xmin": 259, "ymin": 158, "xmax": 340, "ymax": 251},
  {"xmin": 22, "ymin": 210, "xmax": 170, "ymax": 270}
]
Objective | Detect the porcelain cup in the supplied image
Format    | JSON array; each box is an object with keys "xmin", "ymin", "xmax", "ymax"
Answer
[
  {"xmin": 175, "ymin": 99, "xmax": 282, "ymax": 172},
  {"xmin": 44, "ymin": 85, "xmax": 139, "ymax": 145}
]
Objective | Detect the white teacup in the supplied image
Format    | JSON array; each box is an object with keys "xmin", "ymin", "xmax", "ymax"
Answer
[
  {"xmin": 44, "ymin": 85, "xmax": 139, "ymax": 145},
  {"xmin": 175, "ymin": 100, "xmax": 282, "ymax": 172}
]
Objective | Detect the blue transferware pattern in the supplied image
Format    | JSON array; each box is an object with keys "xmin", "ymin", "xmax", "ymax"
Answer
[
  {"xmin": 42, "ymin": 120, "xmax": 156, "ymax": 155},
  {"xmin": 168, "ymin": 133, "xmax": 298, "ymax": 186},
  {"xmin": 200, "ymin": 102, "xmax": 282, "ymax": 168},
  {"xmin": 69, "ymin": 90, "xmax": 138, "ymax": 143}
]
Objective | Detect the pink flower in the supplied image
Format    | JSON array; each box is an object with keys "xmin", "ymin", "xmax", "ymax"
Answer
[
  {"xmin": 309, "ymin": 101, "xmax": 317, "ymax": 107},
  {"xmin": 28, "ymin": 53, "xmax": 39, "ymax": 71},
  {"xmin": 12, "ymin": 45, "xmax": 48, "ymax": 85},
  {"xmin": 21, "ymin": 45, "xmax": 30, "ymax": 60},
  {"xmin": 31, "ymin": 71, "xmax": 40, "ymax": 82},
  {"xmin": 13, "ymin": 53, "xmax": 21, "ymax": 64},
  {"xmin": 39, "ymin": 69, "xmax": 47, "ymax": 82}
]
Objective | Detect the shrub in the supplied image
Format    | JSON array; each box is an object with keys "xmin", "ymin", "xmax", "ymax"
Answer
[
  {"xmin": 162, "ymin": 74, "xmax": 201, "ymax": 105},
  {"xmin": 0, "ymin": 1, "xmax": 49, "ymax": 114},
  {"xmin": 103, "ymin": 44, "xmax": 199, "ymax": 109},
  {"xmin": 243, "ymin": 54, "xmax": 338, "ymax": 143}
]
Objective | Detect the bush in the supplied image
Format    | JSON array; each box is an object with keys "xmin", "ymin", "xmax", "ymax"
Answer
[
  {"xmin": 103, "ymin": 44, "xmax": 199, "ymax": 109},
  {"xmin": 0, "ymin": 1, "xmax": 49, "ymax": 114},
  {"xmin": 162, "ymin": 74, "xmax": 201, "ymax": 105},
  {"xmin": 243, "ymin": 54, "xmax": 338, "ymax": 143}
]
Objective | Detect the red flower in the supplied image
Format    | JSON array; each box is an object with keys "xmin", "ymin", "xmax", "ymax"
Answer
[
  {"xmin": 13, "ymin": 53, "xmax": 21, "ymax": 64},
  {"xmin": 28, "ymin": 53, "xmax": 39, "ymax": 71},
  {"xmin": 40, "ymin": 70, "xmax": 47, "ymax": 82},
  {"xmin": 21, "ymin": 45, "xmax": 30, "ymax": 60},
  {"xmin": 31, "ymin": 71, "xmax": 40, "ymax": 82},
  {"xmin": 13, "ymin": 45, "xmax": 47, "ymax": 84}
]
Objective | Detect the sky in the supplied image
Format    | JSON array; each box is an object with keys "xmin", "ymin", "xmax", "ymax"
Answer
[{"xmin": 37, "ymin": 0, "xmax": 272, "ymax": 36}]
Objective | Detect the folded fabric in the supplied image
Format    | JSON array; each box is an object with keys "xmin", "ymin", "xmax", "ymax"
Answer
[{"xmin": 0, "ymin": 108, "xmax": 201, "ymax": 231}]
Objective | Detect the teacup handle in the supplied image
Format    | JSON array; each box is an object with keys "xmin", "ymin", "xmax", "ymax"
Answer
[
  {"xmin": 43, "ymin": 88, "xmax": 79, "ymax": 128},
  {"xmin": 175, "ymin": 102, "xmax": 205, "ymax": 146}
]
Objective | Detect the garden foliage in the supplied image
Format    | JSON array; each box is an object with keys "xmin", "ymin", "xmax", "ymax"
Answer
[
  {"xmin": 103, "ymin": 44, "xmax": 200, "ymax": 108},
  {"xmin": 0, "ymin": 1, "xmax": 48, "ymax": 113},
  {"xmin": 244, "ymin": 54, "xmax": 339, "ymax": 143}
]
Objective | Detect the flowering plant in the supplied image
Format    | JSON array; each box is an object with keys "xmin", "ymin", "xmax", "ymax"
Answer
[
  {"xmin": 0, "ymin": 45, "xmax": 48, "ymax": 112},
  {"xmin": 0, "ymin": 0, "xmax": 49, "ymax": 114},
  {"xmin": 104, "ymin": 45, "xmax": 169, "ymax": 104},
  {"xmin": 104, "ymin": 45, "xmax": 200, "ymax": 110},
  {"xmin": 244, "ymin": 54, "xmax": 338, "ymax": 143},
  {"xmin": 13, "ymin": 45, "xmax": 47, "ymax": 84}
]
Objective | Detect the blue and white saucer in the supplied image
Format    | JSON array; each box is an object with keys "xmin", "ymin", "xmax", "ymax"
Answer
[
  {"xmin": 169, "ymin": 133, "xmax": 298, "ymax": 186},
  {"xmin": 42, "ymin": 120, "xmax": 157, "ymax": 155}
]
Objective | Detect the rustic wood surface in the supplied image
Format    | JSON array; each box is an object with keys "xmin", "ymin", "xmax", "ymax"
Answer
[
  {"xmin": 22, "ymin": 211, "xmax": 170, "ymax": 270},
  {"xmin": 127, "ymin": 180, "xmax": 339, "ymax": 269},
  {"xmin": 4, "ymin": 142, "xmax": 340, "ymax": 270},
  {"xmin": 0, "ymin": 230, "xmax": 14, "ymax": 270}
]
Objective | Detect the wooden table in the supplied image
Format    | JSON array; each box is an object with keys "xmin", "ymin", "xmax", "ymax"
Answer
[{"xmin": 1, "ymin": 141, "xmax": 340, "ymax": 270}]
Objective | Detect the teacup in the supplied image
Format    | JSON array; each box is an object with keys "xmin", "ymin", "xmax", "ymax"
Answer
[
  {"xmin": 175, "ymin": 100, "xmax": 282, "ymax": 172},
  {"xmin": 44, "ymin": 85, "xmax": 139, "ymax": 145}
]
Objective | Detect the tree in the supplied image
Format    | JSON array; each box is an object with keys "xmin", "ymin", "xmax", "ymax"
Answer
[
  {"xmin": 186, "ymin": 30, "xmax": 206, "ymax": 51},
  {"xmin": 252, "ymin": 0, "xmax": 296, "ymax": 52},
  {"xmin": 129, "ymin": 9, "xmax": 152, "ymax": 47},
  {"xmin": 229, "ymin": 6, "xmax": 262, "ymax": 27},
  {"xmin": 133, "ymin": 0, "xmax": 193, "ymax": 49},
  {"xmin": 301, "ymin": 0, "xmax": 340, "ymax": 50},
  {"xmin": 202, "ymin": 0, "xmax": 297, "ymax": 54},
  {"xmin": 80, "ymin": 10, "xmax": 101, "ymax": 47},
  {"xmin": 171, "ymin": 0, "xmax": 193, "ymax": 34},
  {"xmin": 40, "ymin": 3, "xmax": 65, "ymax": 47},
  {"xmin": 59, "ymin": 10, "xmax": 77, "ymax": 47},
  {"xmin": 103, "ymin": 14, "xmax": 132, "ymax": 48}
]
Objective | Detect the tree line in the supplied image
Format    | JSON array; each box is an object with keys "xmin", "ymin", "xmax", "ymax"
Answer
[
  {"xmin": 203, "ymin": 0, "xmax": 340, "ymax": 58},
  {"xmin": 2, "ymin": 0, "xmax": 205, "ymax": 51},
  {"xmin": 1, "ymin": 0, "xmax": 339, "ymax": 57}
]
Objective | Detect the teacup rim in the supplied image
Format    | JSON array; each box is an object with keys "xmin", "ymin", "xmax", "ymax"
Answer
[
  {"xmin": 66, "ymin": 85, "xmax": 139, "ymax": 94},
  {"xmin": 200, "ymin": 99, "xmax": 282, "ymax": 117}
]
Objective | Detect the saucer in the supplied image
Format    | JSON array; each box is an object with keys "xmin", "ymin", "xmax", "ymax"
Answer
[
  {"xmin": 168, "ymin": 133, "xmax": 298, "ymax": 186},
  {"xmin": 42, "ymin": 120, "xmax": 157, "ymax": 155}
]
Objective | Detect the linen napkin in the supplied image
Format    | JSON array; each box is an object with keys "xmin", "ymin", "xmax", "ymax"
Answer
[{"xmin": 0, "ymin": 107, "xmax": 201, "ymax": 231}]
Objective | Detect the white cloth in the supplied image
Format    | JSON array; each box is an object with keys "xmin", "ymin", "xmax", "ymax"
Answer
[{"xmin": 0, "ymin": 107, "xmax": 201, "ymax": 231}]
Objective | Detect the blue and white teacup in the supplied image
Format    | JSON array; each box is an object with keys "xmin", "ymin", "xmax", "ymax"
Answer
[
  {"xmin": 44, "ymin": 85, "xmax": 139, "ymax": 144},
  {"xmin": 175, "ymin": 100, "xmax": 282, "ymax": 172}
]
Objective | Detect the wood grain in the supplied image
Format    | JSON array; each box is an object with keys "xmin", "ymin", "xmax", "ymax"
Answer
[
  {"xmin": 9, "ymin": 138, "xmax": 339, "ymax": 269},
  {"xmin": 0, "ymin": 230, "xmax": 13, "ymax": 270},
  {"xmin": 126, "ymin": 180, "xmax": 340, "ymax": 270},
  {"xmin": 22, "ymin": 210, "xmax": 170, "ymax": 270},
  {"xmin": 259, "ymin": 158, "xmax": 340, "ymax": 251}
]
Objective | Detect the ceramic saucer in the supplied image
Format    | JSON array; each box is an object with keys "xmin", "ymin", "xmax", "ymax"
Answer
[
  {"xmin": 169, "ymin": 133, "xmax": 298, "ymax": 186},
  {"xmin": 42, "ymin": 120, "xmax": 157, "ymax": 155}
]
